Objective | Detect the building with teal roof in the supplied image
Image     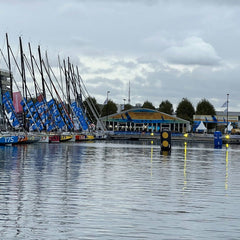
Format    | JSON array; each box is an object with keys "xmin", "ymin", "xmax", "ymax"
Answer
[{"xmin": 99, "ymin": 108, "xmax": 190, "ymax": 133}]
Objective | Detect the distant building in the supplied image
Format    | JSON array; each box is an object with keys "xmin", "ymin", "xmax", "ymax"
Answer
[
  {"xmin": 0, "ymin": 69, "xmax": 11, "ymax": 129},
  {"xmin": 0, "ymin": 69, "xmax": 11, "ymax": 93},
  {"xmin": 100, "ymin": 108, "xmax": 190, "ymax": 133},
  {"xmin": 193, "ymin": 111, "xmax": 240, "ymax": 132}
]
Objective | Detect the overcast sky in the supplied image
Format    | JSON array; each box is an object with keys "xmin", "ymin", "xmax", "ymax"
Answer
[{"xmin": 1, "ymin": 0, "xmax": 240, "ymax": 111}]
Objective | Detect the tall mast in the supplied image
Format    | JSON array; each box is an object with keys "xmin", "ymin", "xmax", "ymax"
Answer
[
  {"xmin": 28, "ymin": 42, "xmax": 38, "ymax": 99},
  {"xmin": 19, "ymin": 36, "xmax": 28, "ymax": 130},
  {"xmin": 76, "ymin": 66, "xmax": 82, "ymax": 104},
  {"xmin": 63, "ymin": 59, "xmax": 71, "ymax": 113},
  {"xmin": 41, "ymin": 59, "xmax": 74, "ymax": 131},
  {"xmin": 58, "ymin": 55, "xmax": 64, "ymax": 94},
  {"xmin": 5, "ymin": 33, "xmax": 13, "ymax": 98},
  {"xmin": 38, "ymin": 46, "xmax": 46, "ymax": 100},
  {"xmin": 19, "ymin": 37, "xmax": 27, "ymax": 101}
]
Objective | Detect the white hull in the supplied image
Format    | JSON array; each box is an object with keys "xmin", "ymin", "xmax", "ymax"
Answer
[{"xmin": 38, "ymin": 135, "xmax": 49, "ymax": 143}]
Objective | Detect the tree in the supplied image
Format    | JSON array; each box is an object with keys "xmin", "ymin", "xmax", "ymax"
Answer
[
  {"xmin": 142, "ymin": 100, "xmax": 155, "ymax": 110},
  {"xmin": 196, "ymin": 99, "xmax": 216, "ymax": 115},
  {"xmin": 101, "ymin": 100, "xmax": 118, "ymax": 117},
  {"xmin": 176, "ymin": 98, "xmax": 195, "ymax": 122},
  {"xmin": 83, "ymin": 97, "xmax": 101, "ymax": 124},
  {"xmin": 158, "ymin": 100, "xmax": 174, "ymax": 115},
  {"xmin": 123, "ymin": 103, "xmax": 132, "ymax": 111}
]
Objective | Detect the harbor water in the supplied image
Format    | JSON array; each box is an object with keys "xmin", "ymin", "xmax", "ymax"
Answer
[{"xmin": 0, "ymin": 140, "xmax": 240, "ymax": 239}]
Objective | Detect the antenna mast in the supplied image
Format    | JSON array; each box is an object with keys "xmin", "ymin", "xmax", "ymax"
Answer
[{"xmin": 128, "ymin": 80, "xmax": 130, "ymax": 105}]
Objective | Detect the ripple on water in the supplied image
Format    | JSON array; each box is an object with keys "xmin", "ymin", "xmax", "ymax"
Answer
[{"xmin": 0, "ymin": 142, "xmax": 240, "ymax": 239}]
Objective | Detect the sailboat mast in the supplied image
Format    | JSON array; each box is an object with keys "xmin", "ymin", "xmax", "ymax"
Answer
[
  {"xmin": 19, "ymin": 37, "xmax": 27, "ymax": 101},
  {"xmin": 63, "ymin": 59, "xmax": 71, "ymax": 113},
  {"xmin": 19, "ymin": 36, "xmax": 28, "ymax": 130},
  {"xmin": 28, "ymin": 42, "xmax": 38, "ymax": 99},
  {"xmin": 38, "ymin": 46, "xmax": 46, "ymax": 100},
  {"xmin": 5, "ymin": 33, "xmax": 13, "ymax": 98},
  {"xmin": 41, "ymin": 59, "xmax": 75, "ymax": 130},
  {"xmin": 76, "ymin": 66, "xmax": 82, "ymax": 104}
]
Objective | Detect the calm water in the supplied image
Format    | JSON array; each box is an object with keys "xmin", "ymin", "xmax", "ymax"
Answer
[{"xmin": 0, "ymin": 140, "xmax": 240, "ymax": 239}]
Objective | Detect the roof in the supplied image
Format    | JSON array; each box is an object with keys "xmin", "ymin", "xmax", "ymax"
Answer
[
  {"xmin": 101, "ymin": 108, "xmax": 189, "ymax": 124},
  {"xmin": 216, "ymin": 111, "xmax": 240, "ymax": 116}
]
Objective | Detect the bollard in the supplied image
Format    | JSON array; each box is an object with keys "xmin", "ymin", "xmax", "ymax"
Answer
[
  {"xmin": 214, "ymin": 131, "xmax": 222, "ymax": 149},
  {"xmin": 161, "ymin": 130, "xmax": 171, "ymax": 152}
]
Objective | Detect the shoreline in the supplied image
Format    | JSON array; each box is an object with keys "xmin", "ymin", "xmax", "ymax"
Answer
[{"xmin": 108, "ymin": 132, "xmax": 240, "ymax": 144}]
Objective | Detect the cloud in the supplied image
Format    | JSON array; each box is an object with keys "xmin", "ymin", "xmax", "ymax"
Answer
[
  {"xmin": 162, "ymin": 37, "xmax": 222, "ymax": 66},
  {"xmin": 1, "ymin": 0, "xmax": 240, "ymax": 111}
]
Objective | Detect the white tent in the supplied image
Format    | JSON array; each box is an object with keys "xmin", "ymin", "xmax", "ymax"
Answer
[
  {"xmin": 225, "ymin": 122, "xmax": 233, "ymax": 133},
  {"xmin": 196, "ymin": 121, "xmax": 207, "ymax": 132}
]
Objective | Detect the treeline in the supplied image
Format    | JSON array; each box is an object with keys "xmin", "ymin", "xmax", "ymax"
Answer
[{"xmin": 84, "ymin": 97, "xmax": 216, "ymax": 124}]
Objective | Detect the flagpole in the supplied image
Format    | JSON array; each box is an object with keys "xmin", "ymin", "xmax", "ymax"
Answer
[{"xmin": 106, "ymin": 90, "xmax": 110, "ymax": 129}]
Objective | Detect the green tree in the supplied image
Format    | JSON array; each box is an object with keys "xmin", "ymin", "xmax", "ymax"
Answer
[
  {"xmin": 196, "ymin": 98, "xmax": 216, "ymax": 115},
  {"xmin": 142, "ymin": 100, "xmax": 155, "ymax": 110},
  {"xmin": 123, "ymin": 103, "xmax": 132, "ymax": 111},
  {"xmin": 176, "ymin": 98, "xmax": 195, "ymax": 122},
  {"xmin": 158, "ymin": 100, "xmax": 174, "ymax": 115},
  {"xmin": 83, "ymin": 97, "xmax": 101, "ymax": 124},
  {"xmin": 101, "ymin": 100, "xmax": 118, "ymax": 117}
]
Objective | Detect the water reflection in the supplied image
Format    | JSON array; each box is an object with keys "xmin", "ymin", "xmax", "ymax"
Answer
[
  {"xmin": 183, "ymin": 142, "xmax": 187, "ymax": 191},
  {"xmin": 225, "ymin": 147, "xmax": 229, "ymax": 191},
  {"xmin": 0, "ymin": 141, "xmax": 240, "ymax": 239}
]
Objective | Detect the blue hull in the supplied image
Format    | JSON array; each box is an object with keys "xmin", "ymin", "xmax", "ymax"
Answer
[{"xmin": 0, "ymin": 136, "xmax": 19, "ymax": 145}]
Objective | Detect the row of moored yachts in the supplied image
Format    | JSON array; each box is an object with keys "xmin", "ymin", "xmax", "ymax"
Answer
[{"xmin": 0, "ymin": 132, "xmax": 107, "ymax": 145}]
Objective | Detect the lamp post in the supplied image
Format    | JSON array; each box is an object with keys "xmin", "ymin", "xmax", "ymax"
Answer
[
  {"xmin": 106, "ymin": 91, "xmax": 110, "ymax": 129},
  {"xmin": 123, "ymin": 98, "xmax": 126, "ymax": 110}
]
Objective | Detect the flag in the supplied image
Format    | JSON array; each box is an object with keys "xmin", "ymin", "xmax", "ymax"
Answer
[
  {"xmin": 221, "ymin": 101, "xmax": 227, "ymax": 108},
  {"xmin": 103, "ymin": 98, "xmax": 108, "ymax": 105},
  {"xmin": 13, "ymin": 92, "xmax": 23, "ymax": 113}
]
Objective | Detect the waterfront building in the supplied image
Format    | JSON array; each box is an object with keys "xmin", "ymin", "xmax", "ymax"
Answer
[
  {"xmin": 99, "ymin": 108, "xmax": 190, "ymax": 133},
  {"xmin": 0, "ymin": 69, "xmax": 11, "ymax": 129},
  {"xmin": 193, "ymin": 111, "xmax": 240, "ymax": 132}
]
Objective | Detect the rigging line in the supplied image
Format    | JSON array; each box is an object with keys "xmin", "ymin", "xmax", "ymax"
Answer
[
  {"xmin": 41, "ymin": 59, "xmax": 75, "ymax": 130},
  {"xmin": 76, "ymin": 68, "xmax": 102, "ymax": 119},
  {"xmin": 23, "ymin": 54, "xmax": 42, "ymax": 98},
  {"xmin": 48, "ymin": 60, "xmax": 87, "ymax": 130},
  {"xmin": 59, "ymin": 60, "xmax": 94, "ymax": 120},
  {"xmin": 0, "ymin": 37, "xmax": 6, "ymax": 68},
  {"xmin": 58, "ymin": 62, "xmax": 77, "ymax": 102},
  {"xmin": 8, "ymin": 44, "xmax": 43, "ymax": 132},
  {"xmin": 23, "ymin": 53, "xmax": 48, "ymax": 127},
  {"xmin": 74, "ymin": 66, "xmax": 105, "ymax": 130},
  {"xmin": 0, "ymin": 48, "xmax": 9, "ymax": 68}
]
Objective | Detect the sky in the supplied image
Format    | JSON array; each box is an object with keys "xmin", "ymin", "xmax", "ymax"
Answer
[{"xmin": 1, "ymin": 0, "xmax": 240, "ymax": 112}]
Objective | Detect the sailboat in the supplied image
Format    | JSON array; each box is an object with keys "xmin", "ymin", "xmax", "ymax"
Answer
[
  {"xmin": 0, "ymin": 133, "xmax": 19, "ymax": 145},
  {"xmin": 0, "ymin": 34, "xmax": 107, "ymax": 141}
]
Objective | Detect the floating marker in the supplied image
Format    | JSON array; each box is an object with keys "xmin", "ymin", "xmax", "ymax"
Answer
[
  {"xmin": 161, "ymin": 130, "xmax": 171, "ymax": 152},
  {"xmin": 214, "ymin": 131, "xmax": 222, "ymax": 149}
]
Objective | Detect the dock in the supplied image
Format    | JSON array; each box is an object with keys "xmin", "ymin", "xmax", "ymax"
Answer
[{"xmin": 109, "ymin": 132, "xmax": 240, "ymax": 144}]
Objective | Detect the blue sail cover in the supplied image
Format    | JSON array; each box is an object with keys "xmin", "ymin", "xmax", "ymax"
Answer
[
  {"xmin": 71, "ymin": 102, "xmax": 88, "ymax": 130},
  {"xmin": 19, "ymin": 97, "xmax": 74, "ymax": 131},
  {"xmin": 55, "ymin": 102, "xmax": 74, "ymax": 130},
  {"xmin": 2, "ymin": 92, "xmax": 20, "ymax": 128},
  {"xmin": 49, "ymin": 102, "xmax": 66, "ymax": 130},
  {"xmin": 21, "ymin": 98, "xmax": 44, "ymax": 131}
]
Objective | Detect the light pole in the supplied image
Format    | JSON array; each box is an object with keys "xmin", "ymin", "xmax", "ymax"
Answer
[
  {"xmin": 106, "ymin": 91, "xmax": 110, "ymax": 129},
  {"xmin": 123, "ymin": 98, "xmax": 126, "ymax": 111}
]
